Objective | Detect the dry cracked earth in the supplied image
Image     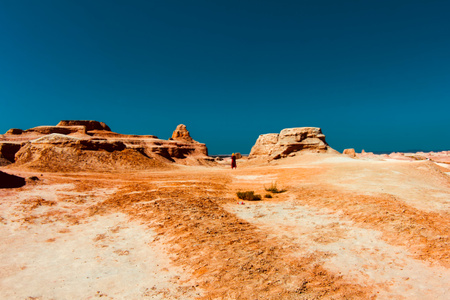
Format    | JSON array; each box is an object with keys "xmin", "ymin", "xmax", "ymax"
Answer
[{"xmin": 1, "ymin": 154, "xmax": 449, "ymax": 299}]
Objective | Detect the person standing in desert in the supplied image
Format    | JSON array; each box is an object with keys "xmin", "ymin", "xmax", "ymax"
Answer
[{"xmin": 231, "ymin": 153, "xmax": 237, "ymax": 169}]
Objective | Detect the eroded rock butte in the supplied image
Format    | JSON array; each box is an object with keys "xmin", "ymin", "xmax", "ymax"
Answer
[
  {"xmin": 249, "ymin": 127, "xmax": 334, "ymax": 159},
  {"xmin": 0, "ymin": 120, "xmax": 210, "ymax": 171}
]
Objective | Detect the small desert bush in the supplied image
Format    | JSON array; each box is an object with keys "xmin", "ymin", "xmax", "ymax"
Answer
[
  {"xmin": 410, "ymin": 155, "xmax": 426, "ymax": 161},
  {"xmin": 237, "ymin": 191, "xmax": 262, "ymax": 201},
  {"xmin": 265, "ymin": 182, "xmax": 287, "ymax": 194},
  {"xmin": 264, "ymin": 193, "xmax": 273, "ymax": 198}
]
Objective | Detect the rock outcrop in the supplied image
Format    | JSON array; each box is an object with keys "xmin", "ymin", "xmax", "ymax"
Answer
[
  {"xmin": 0, "ymin": 143, "xmax": 22, "ymax": 163},
  {"xmin": 26, "ymin": 125, "xmax": 87, "ymax": 135},
  {"xmin": 5, "ymin": 128, "xmax": 24, "ymax": 135},
  {"xmin": 1, "ymin": 121, "xmax": 210, "ymax": 171},
  {"xmin": 56, "ymin": 120, "xmax": 111, "ymax": 131},
  {"xmin": 249, "ymin": 127, "xmax": 331, "ymax": 159},
  {"xmin": 355, "ymin": 150, "xmax": 450, "ymax": 163},
  {"xmin": 343, "ymin": 148, "xmax": 356, "ymax": 157},
  {"xmin": 171, "ymin": 124, "xmax": 194, "ymax": 142}
]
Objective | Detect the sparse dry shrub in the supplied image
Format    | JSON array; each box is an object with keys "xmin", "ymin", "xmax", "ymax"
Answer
[
  {"xmin": 237, "ymin": 191, "xmax": 261, "ymax": 201},
  {"xmin": 265, "ymin": 182, "xmax": 287, "ymax": 194}
]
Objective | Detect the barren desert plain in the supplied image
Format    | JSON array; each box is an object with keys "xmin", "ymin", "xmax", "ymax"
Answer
[{"xmin": 1, "ymin": 122, "xmax": 449, "ymax": 299}]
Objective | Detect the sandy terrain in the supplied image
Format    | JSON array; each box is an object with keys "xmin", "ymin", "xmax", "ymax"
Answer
[{"xmin": 1, "ymin": 153, "xmax": 449, "ymax": 299}]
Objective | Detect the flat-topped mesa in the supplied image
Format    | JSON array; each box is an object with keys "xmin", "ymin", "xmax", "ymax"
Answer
[
  {"xmin": 57, "ymin": 120, "xmax": 111, "ymax": 132},
  {"xmin": 249, "ymin": 127, "xmax": 331, "ymax": 159},
  {"xmin": 5, "ymin": 128, "xmax": 24, "ymax": 135},
  {"xmin": 26, "ymin": 125, "xmax": 87, "ymax": 135},
  {"xmin": 1, "ymin": 120, "xmax": 211, "ymax": 169},
  {"xmin": 3, "ymin": 120, "xmax": 111, "ymax": 138},
  {"xmin": 171, "ymin": 124, "xmax": 195, "ymax": 143}
]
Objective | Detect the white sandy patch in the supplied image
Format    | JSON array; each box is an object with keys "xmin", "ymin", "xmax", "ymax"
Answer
[
  {"xmin": 234, "ymin": 175, "xmax": 270, "ymax": 180},
  {"xmin": 0, "ymin": 213, "xmax": 201, "ymax": 299},
  {"xmin": 435, "ymin": 163, "xmax": 450, "ymax": 169},
  {"xmin": 233, "ymin": 175, "xmax": 277, "ymax": 183},
  {"xmin": 13, "ymin": 183, "xmax": 75, "ymax": 202},
  {"xmin": 303, "ymin": 160, "xmax": 450, "ymax": 213},
  {"xmin": 0, "ymin": 183, "xmax": 116, "ymax": 207},
  {"xmin": 225, "ymin": 200, "xmax": 450, "ymax": 299},
  {"xmin": 311, "ymin": 156, "xmax": 359, "ymax": 163},
  {"xmin": 0, "ymin": 183, "xmax": 119, "ymax": 231},
  {"xmin": 0, "ymin": 181, "xmax": 201, "ymax": 299},
  {"xmin": 277, "ymin": 164, "xmax": 320, "ymax": 169}
]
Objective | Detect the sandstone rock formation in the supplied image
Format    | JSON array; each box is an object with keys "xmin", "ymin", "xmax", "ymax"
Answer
[
  {"xmin": 249, "ymin": 127, "xmax": 331, "ymax": 159},
  {"xmin": 57, "ymin": 120, "xmax": 111, "ymax": 131},
  {"xmin": 0, "ymin": 143, "xmax": 22, "ymax": 163},
  {"xmin": 171, "ymin": 124, "xmax": 194, "ymax": 142},
  {"xmin": 355, "ymin": 150, "xmax": 450, "ymax": 164},
  {"xmin": 5, "ymin": 128, "xmax": 24, "ymax": 135},
  {"xmin": 417, "ymin": 151, "xmax": 450, "ymax": 163},
  {"xmin": 1, "ymin": 121, "xmax": 210, "ymax": 171},
  {"xmin": 343, "ymin": 148, "xmax": 356, "ymax": 157},
  {"xmin": 26, "ymin": 125, "xmax": 87, "ymax": 135}
]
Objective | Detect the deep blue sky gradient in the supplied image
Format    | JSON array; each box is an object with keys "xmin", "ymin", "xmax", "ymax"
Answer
[{"xmin": 1, "ymin": 0, "xmax": 449, "ymax": 154}]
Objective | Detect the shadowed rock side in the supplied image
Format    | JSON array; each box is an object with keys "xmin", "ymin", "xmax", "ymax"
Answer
[
  {"xmin": 249, "ymin": 127, "xmax": 333, "ymax": 159},
  {"xmin": 57, "ymin": 120, "xmax": 111, "ymax": 131},
  {"xmin": 0, "ymin": 157, "xmax": 11, "ymax": 166},
  {"xmin": 0, "ymin": 143, "xmax": 22, "ymax": 164},
  {"xmin": 0, "ymin": 171, "xmax": 26, "ymax": 188},
  {"xmin": 1, "ymin": 121, "xmax": 210, "ymax": 171}
]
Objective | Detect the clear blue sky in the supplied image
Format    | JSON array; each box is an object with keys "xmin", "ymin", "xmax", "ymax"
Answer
[{"xmin": 1, "ymin": 0, "xmax": 449, "ymax": 154}]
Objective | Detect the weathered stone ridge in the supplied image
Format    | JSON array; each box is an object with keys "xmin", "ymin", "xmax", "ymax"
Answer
[
  {"xmin": 27, "ymin": 125, "xmax": 87, "ymax": 135},
  {"xmin": 1, "ymin": 120, "xmax": 210, "ymax": 170},
  {"xmin": 57, "ymin": 120, "xmax": 111, "ymax": 132},
  {"xmin": 249, "ymin": 127, "xmax": 330, "ymax": 159}
]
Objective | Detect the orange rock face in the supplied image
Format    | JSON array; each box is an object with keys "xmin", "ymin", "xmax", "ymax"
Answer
[
  {"xmin": 0, "ymin": 121, "xmax": 210, "ymax": 171},
  {"xmin": 343, "ymin": 148, "xmax": 356, "ymax": 157},
  {"xmin": 249, "ymin": 127, "xmax": 331, "ymax": 159},
  {"xmin": 171, "ymin": 124, "xmax": 194, "ymax": 142},
  {"xmin": 56, "ymin": 120, "xmax": 111, "ymax": 131}
]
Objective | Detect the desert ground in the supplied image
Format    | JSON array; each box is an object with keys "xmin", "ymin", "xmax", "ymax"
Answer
[{"xmin": 1, "ymin": 153, "xmax": 449, "ymax": 299}]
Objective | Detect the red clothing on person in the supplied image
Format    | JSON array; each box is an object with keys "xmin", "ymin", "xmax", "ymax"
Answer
[{"xmin": 231, "ymin": 154, "xmax": 236, "ymax": 169}]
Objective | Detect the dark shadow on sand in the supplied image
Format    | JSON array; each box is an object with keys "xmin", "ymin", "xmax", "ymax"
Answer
[{"xmin": 0, "ymin": 171, "xmax": 26, "ymax": 188}]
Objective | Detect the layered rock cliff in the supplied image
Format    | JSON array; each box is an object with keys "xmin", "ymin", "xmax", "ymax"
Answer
[
  {"xmin": 0, "ymin": 121, "xmax": 210, "ymax": 171},
  {"xmin": 249, "ymin": 127, "xmax": 332, "ymax": 159}
]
